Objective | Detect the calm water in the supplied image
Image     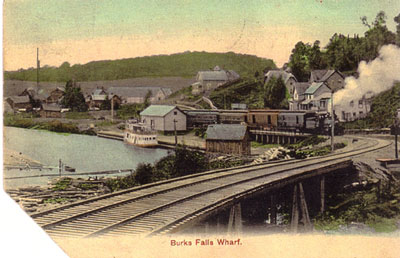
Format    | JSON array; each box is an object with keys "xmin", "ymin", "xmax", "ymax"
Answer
[{"xmin": 3, "ymin": 127, "xmax": 169, "ymax": 189}]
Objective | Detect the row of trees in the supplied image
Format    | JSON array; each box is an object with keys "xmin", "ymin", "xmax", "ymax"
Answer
[
  {"xmin": 5, "ymin": 52, "xmax": 276, "ymax": 82},
  {"xmin": 287, "ymin": 11, "xmax": 400, "ymax": 81},
  {"xmin": 61, "ymin": 80, "xmax": 153, "ymax": 114}
]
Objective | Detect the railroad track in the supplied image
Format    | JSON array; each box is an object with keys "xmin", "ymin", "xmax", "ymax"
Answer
[{"xmin": 31, "ymin": 137, "xmax": 390, "ymax": 238}]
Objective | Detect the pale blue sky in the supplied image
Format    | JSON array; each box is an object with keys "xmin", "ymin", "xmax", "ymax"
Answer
[{"xmin": 4, "ymin": 0, "xmax": 400, "ymax": 70}]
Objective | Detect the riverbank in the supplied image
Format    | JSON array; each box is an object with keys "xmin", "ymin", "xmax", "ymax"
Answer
[
  {"xmin": 6, "ymin": 177, "xmax": 111, "ymax": 214},
  {"xmin": 3, "ymin": 148, "xmax": 43, "ymax": 168}
]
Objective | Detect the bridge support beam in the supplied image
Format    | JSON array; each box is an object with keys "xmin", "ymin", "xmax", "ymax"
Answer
[
  {"xmin": 291, "ymin": 182, "xmax": 312, "ymax": 232},
  {"xmin": 320, "ymin": 176, "xmax": 325, "ymax": 214},
  {"xmin": 227, "ymin": 203, "xmax": 242, "ymax": 234},
  {"xmin": 270, "ymin": 194, "xmax": 277, "ymax": 224}
]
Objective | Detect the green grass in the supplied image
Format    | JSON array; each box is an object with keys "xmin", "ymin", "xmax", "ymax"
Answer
[
  {"xmin": 52, "ymin": 177, "xmax": 72, "ymax": 191},
  {"xmin": 77, "ymin": 183, "xmax": 99, "ymax": 190},
  {"xmin": 65, "ymin": 111, "xmax": 93, "ymax": 119},
  {"xmin": 43, "ymin": 197, "xmax": 70, "ymax": 204},
  {"xmin": 367, "ymin": 218, "xmax": 398, "ymax": 233},
  {"xmin": 96, "ymin": 121, "xmax": 116, "ymax": 127}
]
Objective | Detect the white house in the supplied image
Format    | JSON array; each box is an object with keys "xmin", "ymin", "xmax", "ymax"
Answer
[
  {"xmin": 264, "ymin": 70, "xmax": 297, "ymax": 95},
  {"xmin": 300, "ymin": 82, "xmax": 332, "ymax": 112},
  {"xmin": 108, "ymin": 87, "xmax": 172, "ymax": 104},
  {"xmin": 334, "ymin": 91, "xmax": 374, "ymax": 122},
  {"xmin": 140, "ymin": 105, "xmax": 187, "ymax": 132}
]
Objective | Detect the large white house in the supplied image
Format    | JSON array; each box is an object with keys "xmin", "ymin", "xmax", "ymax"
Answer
[{"xmin": 140, "ymin": 105, "xmax": 187, "ymax": 132}]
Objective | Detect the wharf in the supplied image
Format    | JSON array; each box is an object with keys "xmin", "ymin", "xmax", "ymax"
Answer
[{"xmin": 97, "ymin": 130, "xmax": 206, "ymax": 150}]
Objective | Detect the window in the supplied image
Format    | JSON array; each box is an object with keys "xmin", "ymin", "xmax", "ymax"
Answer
[
  {"xmin": 296, "ymin": 116, "xmax": 299, "ymax": 124},
  {"xmin": 174, "ymin": 111, "xmax": 177, "ymax": 115},
  {"xmin": 350, "ymin": 101, "xmax": 354, "ymax": 107},
  {"xmin": 358, "ymin": 99, "xmax": 363, "ymax": 108},
  {"xmin": 267, "ymin": 115, "xmax": 271, "ymax": 125},
  {"xmin": 252, "ymin": 115, "xmax": 256, "ymax": 123}
]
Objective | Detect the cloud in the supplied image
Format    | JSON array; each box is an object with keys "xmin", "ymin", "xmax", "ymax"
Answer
[{"xmin": 334, "ymin": 44, "xmax": 400, "ymax": 106}]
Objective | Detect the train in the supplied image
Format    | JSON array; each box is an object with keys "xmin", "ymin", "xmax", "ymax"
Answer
[{"xmin": 184, "ymin": 109, "xmax": 343, "ymax": 135}]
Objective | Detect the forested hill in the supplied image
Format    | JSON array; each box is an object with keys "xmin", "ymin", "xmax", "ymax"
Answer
[{"xmin": 4, "ymin": 51, "xmax": 276, "ymax": 82}]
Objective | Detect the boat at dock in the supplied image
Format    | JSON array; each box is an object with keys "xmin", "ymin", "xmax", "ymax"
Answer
[{"xmin": 124, "ymin": 119, "xmax": 158, "ymax": 147}]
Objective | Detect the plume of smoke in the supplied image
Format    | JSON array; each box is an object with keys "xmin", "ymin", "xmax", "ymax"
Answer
[{"xmin": 334, "ymin": 44, "xmax": 400, "ymax": 107}]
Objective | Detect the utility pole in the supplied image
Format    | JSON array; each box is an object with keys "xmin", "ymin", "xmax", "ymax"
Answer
[
  {"xmin": 111, "ymin": 96, "xmax": 114, "ymax": 123},
  {"xmin": 59, "ymin": 159, "xmax": 62, "ymax": 177},
  {"xmin": 395, "ymin": 109, "xmax": 400, "ymax": 159},
  {"xmin": 37, "ymin": 48, "xmax": 40, "ymax": 88},
  {"xmin": 331, "ymin": 92, "xmax": 335, "ymax": 152},
  {"xmin": 173, "ymin": 119, "xmax": 178, "ymax": 147}
]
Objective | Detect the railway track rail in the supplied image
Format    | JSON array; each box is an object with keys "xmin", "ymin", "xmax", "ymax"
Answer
[{"xmin": 31, "ymin": 137, "xmax": 390, "ymax": 238}]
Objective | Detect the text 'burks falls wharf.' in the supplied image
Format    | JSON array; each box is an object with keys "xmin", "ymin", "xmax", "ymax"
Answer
[{"xmin": 170, "ymin": 238, "xmax": 242, "ymax": 246}]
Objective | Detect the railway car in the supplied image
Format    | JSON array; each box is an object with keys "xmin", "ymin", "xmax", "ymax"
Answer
[
  {"xmin": 278, "ymin": 111, "xmax": 315, "ymax": 132},
  {"xmin": 277, "ymin": 110, "xmax": 342, "ymax": 135},
  {"xmin": 218, "ymin": 110, "xmax": 248, "ymax": 124},
  {"xmin": 184, "ymin": 110, "xmax": 219, "ymax": 129},
  {"xmin": 246, "ymin": 109, "xmax": 281, "ymax": 130}
]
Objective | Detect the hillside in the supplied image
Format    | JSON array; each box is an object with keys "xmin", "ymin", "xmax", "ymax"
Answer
[
  {"xmin": 345, "ymin": 82, "xmax": 400, "ymax": 128},
  {"xmin": 4, "ymin": 51, "xmax": 276, "ymax": 82},
  {"xmin": 209, "ymin": 79, "xmax": 265, "ymax": 109}
]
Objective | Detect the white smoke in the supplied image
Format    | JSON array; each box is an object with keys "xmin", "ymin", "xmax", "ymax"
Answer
[{"xmin": 334, "ymin": 44, "xmax": 400, "ymax": 107}]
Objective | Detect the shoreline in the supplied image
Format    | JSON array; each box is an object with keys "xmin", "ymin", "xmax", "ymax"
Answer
[{"xmin": 3, "ymin": 148, "xmax": 43, "ymax": 168}]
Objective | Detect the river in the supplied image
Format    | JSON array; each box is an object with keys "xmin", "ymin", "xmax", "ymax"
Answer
[{"xmin": 3, "ymin": 127, "xmax": 169, "ymax": 189}]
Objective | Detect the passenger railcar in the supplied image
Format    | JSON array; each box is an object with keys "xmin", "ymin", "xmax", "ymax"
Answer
[
  {"xmin": 218, "ymin": 110, "xmax": 248, "ymax": 124},
  {"xmin": 185, "ymin": 110, "xmax": 219, "ymax": 129}
]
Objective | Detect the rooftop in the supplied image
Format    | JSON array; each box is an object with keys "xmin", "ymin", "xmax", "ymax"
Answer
[
  {"xmin": 206, "ymin": 124, "xmax": 247, "ymax": 141},
  {"xmin": 265, "ymin": 70, "xmax": 297, "ymax": 84},
  {"xmin": 140, "ymin": 105, "xmax": 177, "ymax": 117},
  {"xmin": 304, "ymin": 82, "xmax": 326, "ymax": 95}
]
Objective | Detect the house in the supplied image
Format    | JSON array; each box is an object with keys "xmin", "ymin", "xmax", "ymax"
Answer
[
  {"xmin": 335, "ymin": 91, "xmax": 374, "ymax": 122},
  {"xmin": 193, "ymin": 66, "xmax": 240, "ymax": 94},
  {"xmin": 87, "ymin": 88, "xmax": 108, "ymax": 108},
  {"xmin": 205, "ymin": 124, "xmax": 250, "ymax": 155},
  {"xmin": 47, "ymin": 87, "xmax": 65, "ymax": 103},
  {"xmin": 40, "ymin": 104, "xmax": 62, "ymax": 118},
  {"xmin": 140, "ymin": 105, "xmax": 187, "ymax": 132},
  {"xmin": 264, "ymin": 70, "xmax": 297, "ymax": 95},
  {"xmin": 300, "ymin": 82, "xmax": 332, "ymax": 111},
  {"xmin": 6, "ymin": 95, "xmax": 32, "ymax": 111},
  {"xmin": 309, "ymin": 70, "xmax": 345, "ymax": 92},
  {"xmin": 19, "ymin": 87, "xmax": 50, "ymax": 105},
  {"xmin": 191, "ymin": 82, "xmax": 203, "ymax": 95},
  {"xmin": 108, "ymin": 87, "xmax": 172, "ymax": 104},
  {"xmin": 289, "ymin": 82, "xmax": 311, "ymax": 111}
]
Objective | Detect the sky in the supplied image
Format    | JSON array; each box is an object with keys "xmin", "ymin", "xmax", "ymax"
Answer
[{"xmin": 3, "ymin": 0, "xmax": 400, "ymax": 71}]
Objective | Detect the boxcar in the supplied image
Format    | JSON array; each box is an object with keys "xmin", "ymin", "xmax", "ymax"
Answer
[{"xmin": 247, "ymin": 109, "xmax": 282, "ymax": 130}]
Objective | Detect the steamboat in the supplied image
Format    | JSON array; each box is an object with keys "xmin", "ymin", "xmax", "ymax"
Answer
[{"xmin": 124, "ymin": 119, "xmax": 158, "ymax": 147}]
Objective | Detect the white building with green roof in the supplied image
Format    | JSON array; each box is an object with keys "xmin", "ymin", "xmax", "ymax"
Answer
[{"xmin": 140, "ymin": 105, "xmax": 187, "ymax": 132}]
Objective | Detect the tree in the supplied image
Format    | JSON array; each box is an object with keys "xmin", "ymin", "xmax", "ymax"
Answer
[
  {"xmin": 134, "ymin": 163, "xmax": 154, "ymax": 185},
  {"xmin": 287, "ymin": 41, "xmax": 325, "ymax": 82},
  {"xmin": 61, "ymin": 80, "xmax": 88, "ymax": 112},
  {"xmin": 394, "ymin": 13, "xmax": 400, "ymax": 46},
  {"xmin": 144, "ymin": 90, "xmax": 152, "ymax": 108},
  {"xmin": 264, "ymin": 76, "xmax": 287, "ymax": 109},
  {"xmin": 100, "ymin": 95, "xmax": 111, "ymax": 110}
]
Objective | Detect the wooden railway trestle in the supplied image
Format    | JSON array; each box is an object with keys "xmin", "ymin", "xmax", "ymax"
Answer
[{"xmin": 29, "ymin": 137, "xmax": 391, "ymax": 238}]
